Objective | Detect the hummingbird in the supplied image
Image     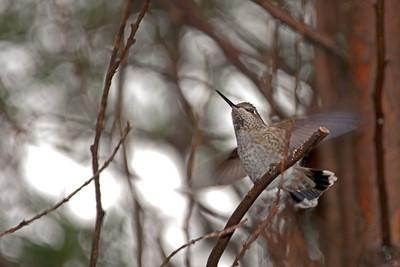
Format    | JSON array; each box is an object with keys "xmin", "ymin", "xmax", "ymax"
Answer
[{"xmin": 214, "ymin": 90, "xmax": 357, "ymax": 208}]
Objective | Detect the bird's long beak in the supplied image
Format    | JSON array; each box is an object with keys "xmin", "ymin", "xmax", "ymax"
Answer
[{"xmin": 216, "ymin": 90, "xmax": 237, "ymax": 108}]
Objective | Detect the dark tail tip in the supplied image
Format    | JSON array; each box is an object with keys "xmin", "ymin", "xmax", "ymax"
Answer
[{"xmin": 290, "ymin": 168, "xmax": 337, "ymax": 208}]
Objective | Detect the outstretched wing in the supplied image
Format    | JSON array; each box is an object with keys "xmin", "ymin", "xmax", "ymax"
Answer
[
  {"xmin": 274, "ymin": 112, "xmax": 358, "ymax": 151},
  {"xmin": 192, "ymin": 148, "xmax": 248, "ymax": 189},
  {"xmin": 213, "ymin": 148, "xmax": 248, "ymax": 185}
]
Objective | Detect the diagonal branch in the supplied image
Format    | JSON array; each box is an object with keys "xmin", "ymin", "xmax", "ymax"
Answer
[
  {"xmin": 206, "ymin": 127, "xmax": 330, "ymax": 266},
  {"xmin": 168, "ymin": 0, "xmax": 260, "ymax": 84},
  {"xmin": 89, "ymin": 1, "xmax": 150, "ymax": 266},
  {"xmin": 253, "ymin": 0, "xmax": 348, "ymax": 60},
  {"xmin": 160, "ymin": 220, "xmax": 248, "ymax": 267},
  {"xmin": 0, "ymin": 124, "xmax": 130, "ymax": 238},
  {"xmin": 232, "ymin": 193, "xmax": 281, "ymax": 266}
]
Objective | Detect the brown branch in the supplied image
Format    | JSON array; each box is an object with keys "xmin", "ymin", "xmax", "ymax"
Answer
[
  {"xmin": 183, "ymin": 128, "xmax": 200, "ymax": 267},
  {"xmin": 183, "ymin": 120, "xmax": 199, "ymax": 267},
  {"xmin": 259, "ymin": 19, "xmax": 287, "ymax": 118},
  {"xmin": 157, "ymin": 234, "xmax": 178, "ymax": 267},
  {"xmin": 118, "ymin": 122, "xmax": 145, "ymax": 267},
  {"xmin": 114, "ymin": 37, "xmax": 144, "ymax": 267},
  {"xmin": 160, "ymin": 220, "xmax": 248, "ymax": 267},
  {"xmin": 0, "ymin": 124, "xmax": 130, "ymax": 238},
  {"xmin": 206, "ymin": 127, "xmax": 330, "ymax": 266},
  {"xmin": 293, "ymin": 32, "xmax": 302, "ymax": 114},
  {"xmin": 89, "ymin": 1, "xmax": 150, "ymax": 266},
  {"xmin": 253, "ymin": 0, "xmax": 348, "ymax": 60},
  {"xmin": 156, "ymin": 30, "xmax": 199, "ymax": 267},
  {"xmin": 232, "ymin": 192, "xmax": 281, "ymax": 266},
  {"xmin": 373, "ymin": 0, "xmax": 391, "ymax": 248}
]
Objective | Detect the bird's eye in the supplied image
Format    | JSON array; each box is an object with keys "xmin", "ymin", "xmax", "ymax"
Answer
[{"xmin": 247, "ymin": 108, "xmax": 256, "ymax": 114}]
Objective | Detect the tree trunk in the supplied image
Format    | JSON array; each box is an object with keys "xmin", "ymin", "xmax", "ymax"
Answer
[{"xmin": 314, "ymin": 0, "xmax": 400, "ymax": 266}]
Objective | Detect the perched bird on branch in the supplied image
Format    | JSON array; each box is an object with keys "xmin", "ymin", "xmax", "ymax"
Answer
[{"xmin": 199, "ymin": 90, "xmax": 357, "ymax": 208}]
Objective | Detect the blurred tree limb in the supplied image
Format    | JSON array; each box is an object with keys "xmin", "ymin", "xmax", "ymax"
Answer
[
  {"xmin": 253, "ymin": 0, "xmax": 348, "ymax": 60},
  {"xmin": 159, "ymin": 0, "xmax": 289, "ymax": 117}
]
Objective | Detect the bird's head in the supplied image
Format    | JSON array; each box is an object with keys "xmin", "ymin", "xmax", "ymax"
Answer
[{"xmin": 216, "ymin": 90, "xmax": 266, "ymax": 131}]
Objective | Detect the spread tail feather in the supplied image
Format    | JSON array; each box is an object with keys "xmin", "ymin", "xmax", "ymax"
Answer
[{"xmin": 289, "ymin": 168, "xmax": 337, "ymax": 209}]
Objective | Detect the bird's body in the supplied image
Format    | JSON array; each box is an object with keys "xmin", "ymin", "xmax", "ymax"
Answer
[
  {"xmin": 235, "ymin": 124, "xmax": 285, "ymax": 183},
  {"xmin": 215, "ymin": 91, "xmax": 357, "ymax": 208}
]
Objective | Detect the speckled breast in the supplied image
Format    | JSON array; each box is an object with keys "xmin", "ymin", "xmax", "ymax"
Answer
[{"xmin": 235, "ymin": 127, "xmax": 286, "ymax": 182}]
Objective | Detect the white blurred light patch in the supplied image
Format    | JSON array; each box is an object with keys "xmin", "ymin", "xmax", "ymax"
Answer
[
  {"xmin": 67, "ymin": 173, "xmax": 120, "ymax": 221},
  {"xmin": 132, "ymin": 144, "xmax": 186, "ymax": 221},
  {"xmin": 0, "ymin": 43, "xmax": 35, "ymax": 88},
  {"xmin": 199, "ymin": 187, "xmax": 238, "ymax": 216},
  {"xmin": 163, "ymin": 224, "xmax": 186, "ymax": 250},
  {"xmin": 24, "ymin": 143, "xmax": 121, "ymax": 221}
]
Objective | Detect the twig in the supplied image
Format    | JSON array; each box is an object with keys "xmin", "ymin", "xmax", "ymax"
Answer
[
  {"xmin": 183, "ymin": 128, "xmax": 200, "ymax": 267},
  {"xmin": 253, "ymin": 0, "xmax": 348, "ymax": 60},
  {"xmin": 115, "ymin": 36, "xmax": 144, "ymax": 267},
  {"xmin": 373, "ymin": 0, "xmax": 391, "ymax": 248},
  {"xmin": 231, "ymin": 192, "xmax": 281, "ymax": 266},
  {"xmin": 293, "ymin": 34, "xmax": 302, "ymax": 115},
  {"xmin": 206, "ymin": 127, "xmax": 329, "ymax": 266},
  {"xmin": 119, "ymin": 122, "xmax": 145, "ymax": 267},
  {"xmin": 89, "ymin": 1, "xmax": 150, "ymax": 266},
  {"xmin": 183, "ymin": 123, "xmax": 199, "ymax": 267},
  {"xmin": 259, "ymin": 18, "xmax": 286, "ymax": 118},
  {"xmin": 0, "ymin": 124, "xmax": 131, "ymax": 238},
  {"xmin": 158, "ymin": 29, "xmax": 201, "ymax": 267},
  {"xmin": 160, "ymin": 220, "xmax": 248, "ymax": 267},
  {"xmin": 157, "ymin": 234, "xmax": 178, "ymax": 267}
]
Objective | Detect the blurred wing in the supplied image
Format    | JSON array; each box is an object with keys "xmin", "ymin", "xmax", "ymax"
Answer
[
  {"xmin": 191, "ymin": 148, "xmax": 247, "ymax": 189},
  {"xmin": 214, "ymin": 148, "xmax": 248, "ymax": 186},
  {"xmin": 274, "ymin": 112, "xmax": 358, "ymax": 151}
]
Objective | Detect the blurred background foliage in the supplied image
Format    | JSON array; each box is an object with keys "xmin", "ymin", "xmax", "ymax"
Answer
[{"xmin": 0, "ymin": 0, "xmax": 399, "ymax": 266}]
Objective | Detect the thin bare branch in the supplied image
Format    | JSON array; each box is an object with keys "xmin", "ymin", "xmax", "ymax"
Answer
[
  {"xmin": 206, "ymin": 127, "xmax": 330, "ymax": 266},
  {"xmin": 373, "ymin": 0, "xmax": 391, "ymax": 248},
  {"xmin": 157, "ymin": 234, "xmax": 178, "ymax": 267},
  {"xmin": 231, "ymin": 192, "xmax": 281, "ymax": 266},
  {"xmin": 160, "ymin": 220, "xmax": 248, "ymax": 267},
  {"xmin": 157, "ymin": 28, "xmax": 203, "ymax": 267},
  {"xmin": 183, "ymin": 127, "xmax": 199, "ymax": 267},
  {"xmin": 114, "ymin": 37, "xmax": 144, "ymax": 267},
  {"xmin": 89, "ymin": 1, "xmax": 150, "ymax": 266},
  {"xmin": 118, "ymin": 122, "xmax": 145, "ymax": 267},
  {"xmin": 0, "ymin": 124, "xmax": 131, "ymax": 238}
]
